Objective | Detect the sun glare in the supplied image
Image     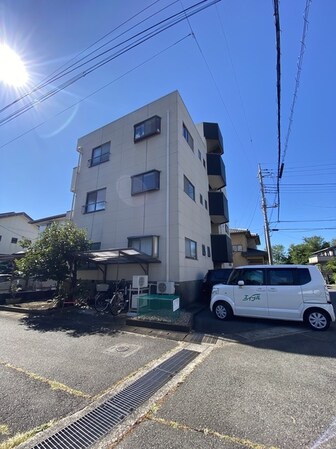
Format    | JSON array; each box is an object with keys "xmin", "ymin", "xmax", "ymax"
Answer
[{"xmin": 0, "ymin": 44, "xmax": 28, "ymax": 87}]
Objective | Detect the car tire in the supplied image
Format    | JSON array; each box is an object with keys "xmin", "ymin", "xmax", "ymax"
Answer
[
  {"xmin": 304, "ymin": 308, "xmax": 330, "ymax": 331},
  {"xmin": 213, "ymin": 301, "xmax": 232, "ymax": 321}
]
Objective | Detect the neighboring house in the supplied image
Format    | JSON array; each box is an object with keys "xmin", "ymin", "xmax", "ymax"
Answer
[
  {"xmin": 309, "ymin": 246, "xmax": 336, "ymax": 283},
  {"xmin": 230, "ymin": 228, "xmax": 268, "ymax": 266},
  {"xmin": 31, "ymin": 212, "xmax": 70, "ymax": 234},
  {"xmin": 70, "ymin": 90, "xmax": 232, "ymax": 305},
  {"xmin": 0, "ymin": 212, "xmax": 38, "ymax": 255}
]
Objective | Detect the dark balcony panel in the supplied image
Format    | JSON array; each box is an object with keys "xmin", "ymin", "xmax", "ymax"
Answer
[
  {"xmin": 207, "ymin": 154, "xmax": 226, "ymax": 190},
  {"xmin": 211, "ymin": 234, "xmax": 233, "ymax": 263},
  {"xmin": 202, "ymin": 122, "xmax": 224, "ymax": 155},
  {"xmin": 208, "ymin": 191, "xmax": 229, "ymax": 224}
]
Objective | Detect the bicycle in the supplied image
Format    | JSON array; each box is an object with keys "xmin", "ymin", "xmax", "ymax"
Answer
[{"xmin": 94, "ymin": 279, "xmax": 129, "ymax": 315}]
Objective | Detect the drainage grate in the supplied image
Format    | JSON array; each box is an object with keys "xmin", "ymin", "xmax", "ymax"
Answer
[{"xmin": 31, "ymin": 349, "xmax": 198, "ymax": 449}]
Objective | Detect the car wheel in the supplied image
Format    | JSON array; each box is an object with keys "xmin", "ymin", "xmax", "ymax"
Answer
[
  {"xmin": 304, "ymin": 309, "xmax": 330, "ymax": 331},
  {"xmin": 214, "ymin": 301, "xmax": 232, "ymax": 320}
]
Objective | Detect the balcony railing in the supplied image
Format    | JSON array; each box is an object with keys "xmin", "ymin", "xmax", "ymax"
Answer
[
  {"xmin": 211, "ymin": 234, "xmax": 233, "ymax": 263},
  {"xmin": 202, "ymin": 122, "xmax": 224, "ymax": 154},
  {"xmin": 207, "ymin": 154, "xmax": 226, "ymax": 190},
  {"xmin": 208, "ymin": 191, "xmax": 229, "ymax": 224}
]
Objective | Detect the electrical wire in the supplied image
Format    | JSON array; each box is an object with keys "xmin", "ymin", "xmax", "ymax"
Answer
[
  {"xmin": 0, "ymin": 35, "xmax": 191, "ymax": 151},
  {"xmin": 273, "ymin": 0, "xmax": 282, "ymax": 219},
  {"xmin": 0, "ymin": 0, "xmax": 220, "ymax": 128},
  {"xmin": 281, "ymin": 0, "xmax": 312, "ymax": 168}
]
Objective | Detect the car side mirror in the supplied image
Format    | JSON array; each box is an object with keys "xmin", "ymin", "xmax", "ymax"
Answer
[{"xmin": 238, "ymin": 280, "xmax": 244, "ymax": 287}]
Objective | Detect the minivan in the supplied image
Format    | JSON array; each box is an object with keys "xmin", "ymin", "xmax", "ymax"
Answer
[{"xmin": 210, "ymin": 265, "xmax": 335, "ymax": 331}]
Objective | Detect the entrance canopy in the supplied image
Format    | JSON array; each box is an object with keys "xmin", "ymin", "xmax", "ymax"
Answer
[{"xmin": 77, "ymin": 248, "xmax": 161, "ymax": 265}]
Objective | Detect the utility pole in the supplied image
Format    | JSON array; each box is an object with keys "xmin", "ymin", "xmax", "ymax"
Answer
[{"xmin": 258, "ymin": 164, "xmax": 273, "ymax": 265}]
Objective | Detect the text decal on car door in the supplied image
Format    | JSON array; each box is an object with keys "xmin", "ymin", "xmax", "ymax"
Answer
[{"xmin": 243, "ymin": 294, "xmax": 261, "ymax": 302}]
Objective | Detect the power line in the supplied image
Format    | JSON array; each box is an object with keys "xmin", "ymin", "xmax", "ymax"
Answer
[
  {"xmin": 272, "ymin": 0, "xmax": 282, "ymax": 219},
  {"xmin": 0, "ymin": 35, "xmax": 191, "ymax": 151},
  {"xmin": 281, "ymin": 0, "xmax": 312, "ymax": 168},
  {"xmin": 0, "ymin": 0, "xmax": 220, "ymax": 127}
]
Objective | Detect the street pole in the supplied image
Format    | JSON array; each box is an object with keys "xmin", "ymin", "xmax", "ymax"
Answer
[{"xmin": 258, "ymin": 164, "xmax": 273, "ymax": 265}]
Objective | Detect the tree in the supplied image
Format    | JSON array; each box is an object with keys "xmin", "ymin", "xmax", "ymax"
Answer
[
  {"xmin": 287, "ymin": 236, "xmax": 330, "ymax": 265},
  {"xmin": 271, "ymin": 244, "xmax": 289, "ymax": 264},
  {"xmin": 16, "ymin": 222, "xmax": 90, "ymax": 295}
]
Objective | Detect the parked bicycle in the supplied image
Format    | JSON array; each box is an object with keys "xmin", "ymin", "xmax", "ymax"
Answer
[{"xmin": 94, "ymin": 279, "xmax": 129, "ymax": 315}]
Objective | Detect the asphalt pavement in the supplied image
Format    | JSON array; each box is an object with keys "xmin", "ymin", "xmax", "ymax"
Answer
[{"xmin": 0, "ymin": 292, "xmax": 336, "ymax": 449}]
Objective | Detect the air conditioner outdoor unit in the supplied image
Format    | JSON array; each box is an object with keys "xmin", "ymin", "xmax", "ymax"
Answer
[
  {"xmin": 132, "ymin": 275, "xmax": 148, "ymax": 289},
  {"xmin": 156, "ymin": 281, "xmax": 175, "ymax": 295}
]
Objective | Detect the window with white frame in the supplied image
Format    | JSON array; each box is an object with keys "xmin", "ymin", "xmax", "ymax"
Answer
[
  {"xmin": 232, "ymin": 244, "xmax": 243, "ymax": 252},
  {"xmin": 131, "ymin": 170, "xmax": 160, "ymax": 195},
  {"xmin": 89, "ymin": 142, "xmax": 110, "ymax": 166},
  {"xmin": 184, "ymin": 175, "xmax": 195, "ymax": 201},
  {"xmin": 183, "ymin": 123, "xmax": 194, "ymax": 150},
  {"xmin": 83, "ymin": 188, "xmax": 106, "ymax": 213},
  {"xmin": 128, "ymin": 235, "xmax": 159, "ymax": 258},
  {"xmin": 185, "ymin": 238, "xmax": 197, "ymax": 259},
  {"xmin": 134, "ymin": 116, "xmax": 161, "ymax": 142}
]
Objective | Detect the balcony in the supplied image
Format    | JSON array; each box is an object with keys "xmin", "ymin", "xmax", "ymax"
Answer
[
  {"xmin": 207, "ymin": 154, "xmax": 226, "ymax": 190},
  {"xmin": 211, "ymin": 234, "xmax": 233, "ymax": 263},
  {"xmin": 208, "ymin": 192, "xmax": 229, "ymax": 224},
  {"xmin": 202, "ymin": 122, "xmax": 224, "ymax": 155}
]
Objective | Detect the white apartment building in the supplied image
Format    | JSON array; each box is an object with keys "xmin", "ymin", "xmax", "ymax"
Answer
[{"xmin": 71, "ymin": 91, "xmax": 232, "ymax": 305}]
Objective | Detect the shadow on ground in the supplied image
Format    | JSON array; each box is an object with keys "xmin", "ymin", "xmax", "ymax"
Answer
[{"xmin": 19, "ymin": 308, "xmax": 125, "ymax": 338}]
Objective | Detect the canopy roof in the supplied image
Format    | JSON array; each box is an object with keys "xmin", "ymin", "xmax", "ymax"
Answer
[{"xmin": 77, "ymin": 248, "xmax": 161, "ymax": 265}]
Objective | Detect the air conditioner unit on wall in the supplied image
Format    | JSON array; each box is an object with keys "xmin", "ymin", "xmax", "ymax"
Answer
[
  {"xmin": 132, "ymin": 275, "xmax": 148, "ymax": 289},
  {"xmin": 156, "ymin": 281, "xmax": 175, "ymax": 295}
]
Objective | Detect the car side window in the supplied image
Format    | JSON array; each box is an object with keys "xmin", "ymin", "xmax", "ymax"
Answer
[
  {"xmin": 297, "ymin": 268, "xmax": 311, "ymax": 285},
  {"xmin": 228, "ymin": 270, "xmax": 241, "ymax": 285},
  {"xmin": 242, "ymin": 269, "xmax": 264, "ymax": 286},
  {"xmin": 268, "ymin": 269, "xmax": 295, "ymax": 286}
]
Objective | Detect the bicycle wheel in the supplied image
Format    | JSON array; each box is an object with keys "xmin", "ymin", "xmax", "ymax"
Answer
[
  {"xmin": 94, "ymin": 292, "xmax": 109, "ymax": 312},
  {"xmin": 110, "ymin": 293, "xmax": 123, "ymax": 316}
]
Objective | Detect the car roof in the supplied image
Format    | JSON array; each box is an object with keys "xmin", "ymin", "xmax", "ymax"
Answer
[{"xmin": 235, "ymin": 265, "xmax": 313, "ymax": 269}]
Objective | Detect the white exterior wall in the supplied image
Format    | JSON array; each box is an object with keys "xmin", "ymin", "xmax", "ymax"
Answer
[
  {"xmin": 72, "ymin": 91, "xmax": 215, "ymax": 284},
  {"xmin": 0, "ymin": 215, "xmax": 38, "ymax": 254}
]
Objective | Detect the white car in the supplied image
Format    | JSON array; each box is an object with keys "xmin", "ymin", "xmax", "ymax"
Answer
[{"xmin": 210, "ymin": 265, "xmax": 335, "ymax": 331}]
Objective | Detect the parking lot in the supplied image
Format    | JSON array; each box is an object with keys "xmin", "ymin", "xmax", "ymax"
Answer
[{"xmin": 0, "ymin": 296, "xmax": 336, "ymax": 449}]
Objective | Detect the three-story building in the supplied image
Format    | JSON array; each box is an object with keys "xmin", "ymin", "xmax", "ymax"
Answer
[{"xmin": 71, "ymin": 91, "xmax": 232, "ymax": 305}]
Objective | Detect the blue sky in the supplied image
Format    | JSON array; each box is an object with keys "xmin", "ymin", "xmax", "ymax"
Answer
[{"xmin": 0, "ymin": 0, "xmax": 335, "ymax": 251}]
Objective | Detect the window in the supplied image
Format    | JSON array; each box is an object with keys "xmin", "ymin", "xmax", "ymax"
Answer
[
  {"xmin": 202, "ymin": 244, "xmax": 206, "ymax": 256},
  {"xmin": 184, "ymin": 175, "xmax": 195, "ymax": 201},
  {"xmin": 131, "ymin": 170, "xmax": 160, "ymax": 195},
  {"xmin": 268, "ymin": 269, "xmax": 296, "ymax": 286},
  {"xmin": 128, "ymin": 235, "xmax": 159, "ymax": 258},
  {"xmin": 11, "ymin": 237, "xmax": 18, "ymax": 244},
  {"xmin": 207, "ymin": 246, "xmax": 211, "ymax": 257},
  {"xmin": 232, "ymin": 244, "xmax": 243, "ymax": 252},
  {"xmin": 229, "ymin": 268, "xmax": 264, "ymax": 286},
  {"xmin": 0, "ymin": 235, "xmax": 2, "ymax": 241},
  {"xmin": 89, "ymin": 242, "xmax": 101, "ymax": 250},
  {"xmin": 83, "ymin": 188, "xmax": 106, "ymax": 213},
  {"xmin": 185, "ymin": 238, "xmax": 197, "ymax": 259},
  {"xmin": 200, "ymin": 194, "xmax": 203, "ymax": 205},
  {"xmin": 298, "ymin": 268, "xmax": 311, "ymax": 285},
  {"xmin": 183, "ymin": 123, "xmax": 194, "ymax": 150},
  {"xmin": 89, "ymin": 142, "xmax": 110, "ymax": 166},
  {"xmin": 204, "ymin": 199, "xmax": 208, "ymax": 210},
  {"xmin": 198, "ymin": 149, "xmax": 202, "ymax": 160},
  {"xmin": 134, "ymin": 116, "xmax": 161, "ymax": 142},
  {"xmin": 203, "ymin": 158, "xmax": 206, "ymax": 168}
]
